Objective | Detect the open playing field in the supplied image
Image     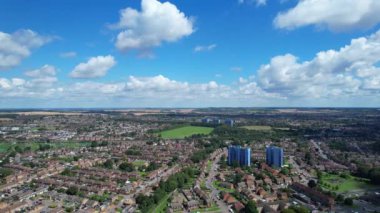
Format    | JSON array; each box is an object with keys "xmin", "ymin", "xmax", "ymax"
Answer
[
  {"xmin": 132, "ymin": 160, "xmax": 147, "ymax": 167},
  {"xmin": 159, "ymin": 126, "xmax": 213, "ymax": 139},
  {"xmin": 320, "ymin": 173, "xmax": 374, "ymax": 192}
]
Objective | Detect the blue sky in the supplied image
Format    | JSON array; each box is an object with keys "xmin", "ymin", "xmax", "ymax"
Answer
[{"xmin": 1, "ymin": 0, "xmax": 380, "ymax": 108}]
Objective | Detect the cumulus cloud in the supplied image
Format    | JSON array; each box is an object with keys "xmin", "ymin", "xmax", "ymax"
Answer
[
  {"xmin": 274, "ymin": 0, "xmax": 380, "ymax": 31},
  {"xmin": 25, "ymin": 64, "xmax": 56, "ymax": 78},
  {"xmin": 70, "ymin": 55, "xmax": 116, "ymax": 79},
  {"xmin": 0, "ymin": 78, "xmax": 23, "ymax": 90},
  {"xmin": 194, "ymin": 44, "xmax": 217, "ymax": 52},
  {"xmin": 3, "ymin": 30, "xmax": 380, "ymax": 107},
  {"xmin": 126, "ymin": 75, "xmax": 189, "ymax": 91},
  {"xmin": 123, "ymin": 75, "xmax": 235, "ymax": 101},
  {"xmin": 68, "ymin": 82, "xmax": 126, "ymax": 96},
  {"xmin": 0, "ymin": 29, "xmax": 53, "ymax": 70},
  {"xmin": 257, "ymin": 29, "xmax": 380, "ymax": 98},
  {"xmin": 110, "ymin": 0, "xmax": 194, "ymax": 51},
  {"xmin": 0, "ymin": 65, "xmax": 60, "ymax": 99},
  {"xmin": 25, "ymin": 65, "xmax": 58, "ymax": 88}
]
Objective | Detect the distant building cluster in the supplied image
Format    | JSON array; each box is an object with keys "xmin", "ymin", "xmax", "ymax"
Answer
[
  {"xmin": 228, "ymin": 145, "xmax": 251, "ymax": 167},
  {"xmin": 266, "ymin": 146, "xmax": 284, "ymax": 168},
  {"xmin": 201, "ymin": 117, "xmax": 234, "ymax": 127},
  {"xmin": 228, "ymin": 145, "xmax": 284, "ymax": 168}
]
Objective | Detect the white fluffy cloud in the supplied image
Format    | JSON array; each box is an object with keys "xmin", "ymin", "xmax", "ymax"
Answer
[
  {"xmin": 126, "ymin": 75, "xmax": 189, "ymax": 91},
  {"xmin": 257, "ymin": 29, "xmax": 380, "ymax": 98},
  {"xmin": 0, "ymin": 78, "xmax": 24, "ymax": 90},
  {"xmin": 25, "ymin": 64, "xmax": 56, "ymax": 78},
  {"xmin": 0, "ymin": 65, "xmax": 60, "ymax": 99},
  {"xmin": 194, "ymin": 44, "xmax": 217, "ymax": 52},
  {"xmin": 3, "ymin": 30, "xmax": 380, "ymax": 107},
  {"xmin": 274, "ymin": 0, "xmax": 380, "ymax": 31},
  {"xmin": 24, "ymin": 65, "xmax": 58, "ymax": 88},
  {"xmin": 111, "ymin": 0, "xmax": 194, "ymax": 51},
  {"xmin": 0, "ymin": 29, "xmax": 53, "ymax": 70},
  {"xmin": 70, "ymin": 55, "xmax": 116, "ymax": 78}
]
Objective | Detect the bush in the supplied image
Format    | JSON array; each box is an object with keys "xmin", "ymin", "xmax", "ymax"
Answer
[
  {"xmin": 344, "ymin": 197, "xmax": 353, "ymax": 206},
  {"xmin": 119, "ymin": 162, "xmax": 134, "ymax": 172}
]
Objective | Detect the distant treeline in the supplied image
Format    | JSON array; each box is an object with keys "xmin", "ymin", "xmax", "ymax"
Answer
[
  {"xmin": 0, "ymin": 114, "xmax": 18, "ymax": 119},
  {"xmin": 190, "ymin": 122, "xmax": 221, "ymax": 128}
]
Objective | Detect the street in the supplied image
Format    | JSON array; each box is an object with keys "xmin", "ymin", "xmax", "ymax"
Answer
[{"xmin": 205, "ymin": 149, "xmax": 230, "ymax": 213}]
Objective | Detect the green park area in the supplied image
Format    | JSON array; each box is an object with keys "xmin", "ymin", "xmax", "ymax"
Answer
[
  {"xmin": 190, "ymin": 205, "xmax": 221, "ymax": 213},
  {"xmin": 132, "ymin": 160, "xmax": 147, "ymax": 167},
  {"xmin": 0, "ymin": 141, "xmax": 92, "ymax": 153},
  {"xmin": 320, "ymin": 173, "xmax": 374, "ymax": 192},
  {"xmin": 241, "ymin": 125, "xmax": 290, "ymax": 131},
  {"xmin": 212, "ymin": 181, "xmax": 235, "ymax": 193},
  {"xmin": 148, "ymin": 193, "xmax": 171, "ymax": 213},
  {"xmin": 159, "ymin": 126, "xmax": 214, "ymax": 139}
]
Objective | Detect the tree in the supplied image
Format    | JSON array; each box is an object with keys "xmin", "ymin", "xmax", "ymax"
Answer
[
  {"xmin": 190, "ymin": 150, "xmax": 208, "ymax": 163},
  {"xmin": 91, "ymin": 141, "xmax": 97, "ymax": 148},
  {"xmin": 103, "ymin": 159, "xmax": 114, "ymax": 169},
  {"xmin": 336, "ymin": 194, "xmax": 344, "ymax": 202},
  {"xmin": 38, "ymin": 144, "xmax": 51, "ymax": 151},
  {"xmin": 369, "ymin": 168, "xmax": 380, "ymax": 185},
  {"xmin": 66, "ymin": 186, "xmax": 79, "ymax": 195},
  {"xmin": 316, "ymin": 170, "xmax": 323, "ymax": 180},
  {"xmin": 308, "ymin": 180, "xmax": 317, "ymax": 188},
  {"xmin": 286, "ymin": 205, "xmax": 309, "ymax": 213},
  {"xmin": 61, "ymin": 168, "xmax": 75, "ymax": 177},
  {"xmin": 14, "ymin": 145, "xmax": 23, "ymax": 153},
  {"xmin": 231, "ymin": 160, "xmax": 239, "ymax": 168},
  {"xmin": 281, "ymin": 167, "xmax": 289, "ymax": 175},
  {"xmin": 220, "ymin": 155, "xmax": 226, "ymax": 162},
  {"xmin": 0, "ymin": 168, "xmax": 13, "ymax": 183},
  {"xmin": 119, "ymin": 162, "xmax": 134, "ymax": 172},
  {"xmin": 305, "ymin": 152, "xmax": 313, "ymax": 165},
  {"xmin": 344, "ymin": 198, "xmax": 353, "ymax": 206},
  {"xmin": 244, "ymin": 200, "xmax": 258, "ymax": 213},
  {"xmin": 234, "ymin": 173, "xmax": 243, "ymax": 184},
  {"xmin": 24, "ymin": 146, "xmax": 32, "ymax": 152},
  {"xmin": 356, "ymin": 164, "xmax": 370, "ymax": 178},
  {"xmin": 146, "ymin": 162, "xmax": 159, "ymax": 172}
]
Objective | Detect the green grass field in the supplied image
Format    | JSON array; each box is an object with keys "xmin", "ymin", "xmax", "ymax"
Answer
[
  {"xmin": 320, "ymin": 173, "xmax": 373, "ymax": 192},
  {"xmin": 0, "ymin": 143, "xmax": 13, "ymax": 152},
  {"xmin": 132, "ymin": 160, "xmax": 147, "ymax": 167},
  {"xmin": 206, "ymin": 160, "xmax": 212, "ymax": 173},
  {"xmin": 183, "ymin": 177, "xmax": 196, "ymax": 189},
  {"xmin": 212, "ymin": 181, "xmax": 235, "ymax": 193},
  {"xmin": 191, "ymin": 205, "xmax": 221, "ymax": 213},
  {"xmin": 159, "ymin": 126, "xmax": 213, "ymax": 139}
]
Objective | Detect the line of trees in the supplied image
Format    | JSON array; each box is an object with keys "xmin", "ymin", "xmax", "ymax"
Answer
[{"xmin": 355, "ymin": 165, "xmax": 380, "ymax": 185}]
